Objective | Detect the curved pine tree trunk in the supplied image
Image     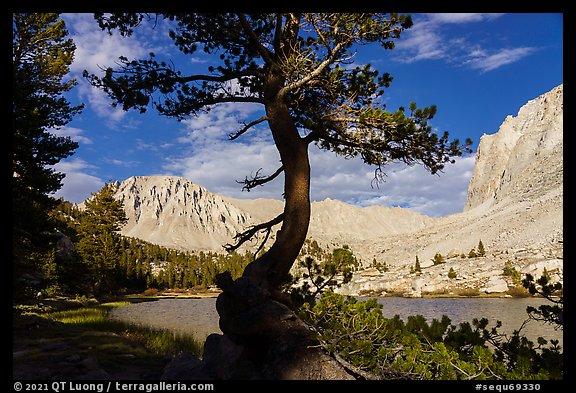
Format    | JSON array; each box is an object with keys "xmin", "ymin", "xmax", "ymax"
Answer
[
  {"xmin": 203, "ymin": 83, "xmax": 351, "ymax": 380},
  {"xmin": 241, "ymin": 97, "xmax": 311, "ymax": 292}
]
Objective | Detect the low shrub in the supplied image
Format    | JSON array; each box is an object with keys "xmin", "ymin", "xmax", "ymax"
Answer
[
  {"xmin": 143, "ymin": 288, "xmax": 159, "ymax": 296},
  {"xmin": 507, "ymin": 285, "xmax": 531, "ymax": 298},
  {"xmin": 454, "ymin": 288, "xmax": 480, "ymax": 297},
  {"xmin": 301, "ymin": 291, "xmax": 562, "ymax": 380}
]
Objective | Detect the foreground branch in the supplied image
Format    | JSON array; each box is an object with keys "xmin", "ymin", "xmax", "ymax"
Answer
[
  {"xmin": 224, "ymin": 213, "xmax": 284, "ymax": 253},
  {"xmin": 229, "ymin": 116, "xmax": 268, "ymax": 140},
  {"xmin": 331, "ymin": 351, "xmax": 381, "ymax": 380},
  {"xmin": 306, "ymin": 323, "xmax": 413, "ymax": 380},
  {"xmin": 237, "ymin": 166, "xmax": 284, "ymax": 191}
]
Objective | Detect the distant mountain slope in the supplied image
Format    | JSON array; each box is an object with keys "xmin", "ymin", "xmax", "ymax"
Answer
[
  {"xmin": 355, "ymin": 84, "xmax": 563, "ymax": 262},
  {"xmin": 340, "ymin": 84, "xmax": 563, "ymax": 296},
  {"xmin": 114, "ymin": 176, "xmax": 253, "ymax": 251},
  {"xmin": 308, "ymin": 198, "xmax": 434, "ymax": 245},
  {"xmin": 113, "ymin": 176, "xmax": 434, "ymax": 253}
]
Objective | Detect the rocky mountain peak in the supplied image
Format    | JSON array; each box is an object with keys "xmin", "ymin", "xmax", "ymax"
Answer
[
  {"xmin": 465, "ymin": 84, "xmax": 562, "ymax": 211},
  {"xmin": 338, "ymin": 84, "xmax": 563, "ymax": 296},
  {"xmin": 115, "ymin": 176, "xmax": 252, "ymax": 251},
  {"xmin": 111, "ymin": 175, "xmax": 434, "ymax": 253}
]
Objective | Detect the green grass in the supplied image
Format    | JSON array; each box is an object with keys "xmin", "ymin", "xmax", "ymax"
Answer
[
  {"xmin": 46, "ymin": 300, "xmax": 204, "ymax": 358},
  {"xmin": 14, "ymin": 297, "xmax": 207, "ymax": 379}
]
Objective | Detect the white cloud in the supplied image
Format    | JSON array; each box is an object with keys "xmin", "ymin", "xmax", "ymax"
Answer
[
  {"xmin": 164, "ymin": 141, "xmax": 284, "ymax": 199},
  {"xmin": 395, "ymin": 19, "xmax": 445, "ymax": 63},
  {"xmin": 75, "ymin": 79, "xmax": 128, "ymax": 124},
  {"xmin": 51, "ymin": 126, "xmax": 93, "ymax": 145},
  {"xmin": 394, "ymin": 13, "xmax": 536, "ymax": 72},
  {"xmin": 63, "ymin": 13, "xmax": 153, "ymax": 75},
  {"xmin": 463, "ymin": 47, "xmax": 538, "ymax": 73},
  {"xmin": 51, "ymin": 158, "xmax": 104, "ymax": 203},
  {"xmin": 162, "ymin": 102, "xmax": 284, "ymax": 198},
  {"xmin": 308, "ymin": 148, "xmax": 475, "ymax": 216},
  {"xmin": 426, "ymin": 13, "xmax": 504, "ymax": 24},
  {"xmin": 354, "ymin": 155, "xmax": 476, "ymax": 216},
  {"xmin": 178, "ymin": 102, "xmax": 264, "ymax": 144},
  {"xmin": 105, "ymin": 158, "xmax": 140, "ymax": 168},
  {"xmin": 62, "ymin": 13, "xmax": 162, "ymax": 127}
]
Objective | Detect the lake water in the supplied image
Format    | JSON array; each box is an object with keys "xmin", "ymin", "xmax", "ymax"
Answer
[
  {"xmin": 371, "ymin": 297, "xmax": 563, "ymax": 347},
  {"xmin": 110, "ymin": 296, "xmax": 563, "ymax": 348}
]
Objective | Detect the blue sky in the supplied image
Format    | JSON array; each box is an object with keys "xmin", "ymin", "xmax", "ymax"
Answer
[{"xmin": 52, "ymin": 13, "xmax": 563, "ymax": 216}]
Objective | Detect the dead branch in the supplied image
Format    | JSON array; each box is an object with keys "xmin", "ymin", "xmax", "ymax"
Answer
[
  {"xmin": 371, "ymin": 165, "xmax": 387, "ymax": 189},
  {"xmin": 229, "ymin": 115, "xmax": 268, "ymax": 140},
  {"xmin": 224, "ymin": 213, "xmax": 284, "ymax": 253},
  {"xmin": 237, "ymin": 166, "xmax": 284, "ymax": 191}
]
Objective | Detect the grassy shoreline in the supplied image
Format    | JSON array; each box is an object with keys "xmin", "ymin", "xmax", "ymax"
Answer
[{"xmin": 13, "ymin": 296, "xmax": 204, "ymax": 380}]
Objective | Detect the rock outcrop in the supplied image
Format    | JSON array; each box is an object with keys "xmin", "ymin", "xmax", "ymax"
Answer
[
  {"xmin": 339, "ymin": 84, "xmax": 563, "ymax": 297},
  {"xmin": 465, "ymin": 84, "xmax": 563, "ymax": 210}
]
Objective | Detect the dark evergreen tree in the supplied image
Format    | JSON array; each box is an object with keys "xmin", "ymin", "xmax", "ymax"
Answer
[
  {"xmin": 522, "ymin": 273, "xmax": 563, "ymax": 329},
  {"xmin": 13, "ymin": 13, "xmax": 84, "ymax": 297},
  {"xmin": 432, "ymin": 252, "xmax": 445, "ymax": 265},
  {"xmin": 76, "ymin": 183, "xmax": 127, "ymax": 296},
  {"xmin": 47, "ymin": 199, "xmax": 85, "ymax": 294},
  {"xmin": 477, "ymin": 240, "xmax": 486, "ymax": 257},
  {"xmin": 413, "ymin": 255, "xmax": 422, "ymax": 273}
]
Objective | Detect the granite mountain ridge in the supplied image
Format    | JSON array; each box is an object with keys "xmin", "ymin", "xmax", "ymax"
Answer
[{"xmin": 103, "ymin": 84, "xmax": 562, "ymax": 295}]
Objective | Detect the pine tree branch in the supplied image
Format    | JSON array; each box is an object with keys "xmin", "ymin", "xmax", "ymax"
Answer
[
  {"xmin": 277, "ymin": 38, "xmax": 349, "ymax": 100},
  {"xmin": 304, "ymin": 322, "xmax": 380, "ymax": 380},
  {"xmin": 237, "ymin": 166, "xmax": 284, "ymax": 191},
  {"xmin": 229, "ymin": 116, "xmax": 268, "ymax": 140},
  {"xmin": 331, "ymin": 351, "xmax": 381, "ymax": 380},
  {"xmin": 224, "ymin": 213, "xmax": 284, "ymax": 253},
  {"xmin": 237, "ymin": 13, "xmax": 275, "ymax": 66}
]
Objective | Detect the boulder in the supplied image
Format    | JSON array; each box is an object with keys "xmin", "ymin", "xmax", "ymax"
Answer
[
  {"xmin": 161, "ymin": 352, "xmax": 205, "ymax": 380},
  {"xmin": 482, "ymin": 277, "xmax": 508, "ymax": 293}
]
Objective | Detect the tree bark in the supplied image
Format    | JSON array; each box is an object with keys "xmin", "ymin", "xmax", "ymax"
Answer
[
  {"xmin": 210, "ymin": 72, "xmax": 324, "ymax": 378},
  {"xmin": 215, "ymin": 90, "xmax": 311, "ymax": 330},
  {"xmin": 241, "ymin": 98, "xmax": 311, "ymax": 291}
]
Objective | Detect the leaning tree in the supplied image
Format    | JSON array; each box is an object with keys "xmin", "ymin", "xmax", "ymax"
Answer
[{"xmin": 87, "ymin": 13, "xmax": 471, "ymax": 378}]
